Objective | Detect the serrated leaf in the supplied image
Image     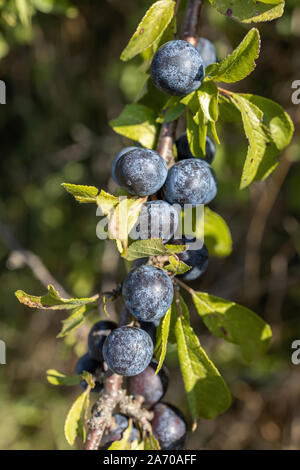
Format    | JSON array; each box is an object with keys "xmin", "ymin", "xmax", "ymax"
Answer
[
  {"xmin": 15, "ymin": 285, "xmax": 99, "ymax": 310},
  {"xmin": 61, "ymin": 183, "xmax": 98, "ymax": 203},
  {"xmin": 231, "ymin": 93, "xmax": 270, "ymax": 189},
  {"xmin": 207, "ymin": 28, "xmax": 260, "ymax": 83},
  {"xmin": 204, "ymin": 207, "xmax": 232, "ymax": 257},
  {"xmin": 110, "ymin": 104, "xmax": 158, "ymax": 148},
  {"xmin": 165, "ymin": 255, "xmax": 191, "ymax": 274},
  {"xmin": 125, "ymin": 239, "xmax": 186, "ymax": 261},
  {"xmin": 64, "ymin": 390, "xmax": 90, "ymax": 446},
  {"xmin": 192, "ymin": 292, "xmax": 272, "ymax": 362},
  {"xmin": 242, "ymin": 94, "xmax": 294, "ymax": 181},
  {"xmin": 47, "ymin": 369, "xmax": 81, "ymax": 386},
  {"xmin": 175, "ymin": 296, "xmax": 232, "ymax": 420},
  {"xmin": 186, "ymin": 109, "xmax": 207, "ymax": 158},
  {"xmin": 57, "ymin": 304, "xmax": 96, "ymax": 338},
  {"xmin": 154, "ymin": 304, "xmax": 173, "ymax": 373},
  {"xmin": 208, "ymin": 0, "xmax": 284, "ymax": 24},
  {"xmin": 96, "ymin": 190, "xmax": 119, "ymax": 215},
  {"xmin": 121, "ymin": 0, "xmax": 175, "ymax": 62},
  {"xmin": 144, "ymin": 433, "xmax": 161, "ymax": 450}
]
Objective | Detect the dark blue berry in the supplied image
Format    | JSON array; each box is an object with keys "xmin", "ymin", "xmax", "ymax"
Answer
[
  {"xmin": 103, "ymin": 326, "xmax": 153, "ymax": 376},
  {"xmin": 101, "ymin": 414, "xmax": 138, "ymax": 447},
  {"xmin": 75, "ymin": 353, "xmax": 103, "ymax": 393},
  {"xmin": 122, "ymin": 265, "xmax": 174, "ymax": 322},
  {"xmin": 114, "ymin": 148, "xmax": 168, "ymax": 197},
  {"xmin": 176, "ymin": 132, "xmax": 216, "ymax": 164},
  {"xmin": 151, "ymin": 402, "xmax": 187, "ymax": 450},
  {"xmin": 87, "ymin": 320, "xmax": 117, "ymax": 361},
  {"xmin": 128, "ymin": 359, "xmax": 169, "ymax": 407},
  {"xmin": 111, "ymin": 147, "xmax": 138, "ymax": 184},
  {"xmin": 130, "ymin": 200, "xmax": 179, "ymax": 242},
  {"xmin": 150, "ymin": 40, "xmax": 205, "ymax": 96},
  {"xmin": 162, "ymin": 158, "xmax": 217, "ymax": 207},
  {"xmin": 196, "ymin": 38, "xmax": 217, "ymax": 68},
  {"xmin": 139, "ymin": 320, "xmax": 157, "ymax": 346},
  {"xmin": 176, "ymin": 237, "xmax": 209, "ymax": 281}
]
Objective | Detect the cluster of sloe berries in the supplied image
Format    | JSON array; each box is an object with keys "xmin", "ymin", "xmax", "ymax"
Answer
[
  {"xmin": 78, "ymin": 38, "xmax": 217, "ymax": 449},
  {"xmin": 76, "ymin": 320, "xmax": 187, "ymax": 449}
]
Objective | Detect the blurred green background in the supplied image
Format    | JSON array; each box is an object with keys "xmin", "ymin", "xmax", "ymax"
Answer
[{"xmin": 0, "ymin": 0, "xmax": 299, "ymax": 450}]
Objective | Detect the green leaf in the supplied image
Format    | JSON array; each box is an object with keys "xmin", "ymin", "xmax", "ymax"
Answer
[
  {"xmin": 157, "ymin": 97, "xmax": 185, "ymax": 124},
  {"xmin": 186, "ymin": 109, "xmax": 207, "ymax": 158},
  {"xmin": 207, "ymin": 28, "xmax": 260, "ymax": 83},
  {"xmin": 192, "ymin": 292, "xmax": 272, "ymax": 362},
  {"xmin": 218, "ymin": 95, "xmax": 241, "ymax": 123},
  {"xmin": 231, "ymin": 93, "xmax": 270, "ymax": 189},
  {"xmin": 175, "ymin": 296, "xmax": 232, "ymax": 419},
  {"xmin": 16, "ymin": 0, "xmax": 32, "ymax": 27},
  {"xmin": 15, "ymin": 285, "xmax": 99, "ymax": 310},
  {"xmin": 165, "ymin": 255, "xmax": 191, "ymax": 275},
  {"xmin": 96, "ymin": 190, "xmax": 119, "ymax": 215},
  {"xmin": 120, "ymin": 0, "xmax": 175, "ymax": 62},
  {"xmin": 241, "ymin": 94, "xmax": 294, "ymax": 181},
  {"xmin": 208, "ymin": 0, "xmax": 285, "ymax": 24},
  {"xmin": 57, "ymin": 304, "xmax": 96, "ymax": 338},
  {"xmin": 154, "ymin": 305, "xmax": 173, "ymax": 373},
  {"xmin": 197, "ymin": 81, "xmax": 219, "ymax": 123},
  {"xmin": 61, "ymin": 183, "xmax": 98, "ymax": 203},
  {"xmin": 47, "ymin": 369, "xmax": 81, "ymax": 386},
  {"xmin": 125, "ymin": 239, "xmax": 186, "ymax": 261},
  {"xmin": 108, "ymin": 421, "xmax": 133, "ymax": 450},
  {"xmin": 64, "ymin": 390, "xmax": 90, "ymax": 446},
  {"xmin": 144, "ymin": 433, "xmax": 161, "ymax": 450},
  {"xmin": 204, "ymin": 207, "xmax": 232, "ymax": 257},
  {"xmin": 110, "ymin": 104, "xmax": 158, "ymax": 149}
]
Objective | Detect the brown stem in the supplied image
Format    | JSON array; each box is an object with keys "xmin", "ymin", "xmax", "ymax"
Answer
[
  {"xmin": 177, "ymin": 278, "xmax": 195, "ymax": 296},
  {"xmin": 157, "ymin": 0, "xmax": 202, "ymax": 166},
  {"xmin": 84, "ymin": 373, "xmax": 123, "ymax": 450},
  {"xmin": 183, "ymin": 0, "xmax": 202, "ymax": 47}
]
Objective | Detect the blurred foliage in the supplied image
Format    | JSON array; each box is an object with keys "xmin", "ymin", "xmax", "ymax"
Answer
[{"xmin": 0, "ymin": 0, "xmax": 299, "ymax": 449}]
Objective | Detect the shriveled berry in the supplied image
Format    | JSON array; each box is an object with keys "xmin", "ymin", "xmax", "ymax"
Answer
[
  {"xmin": 128, "ymin": 359, "xmax": 169, "ymax": 407},
  {"xmin": 122, "ymin": 265, "xmax": 174, "ymax": 322},
  {"xmin": 101, "ymin": 414, "xmax": 138, "ymax": 447},
  {"xmin": 151, "ymin": 402, "xmax": 187, "ymax": 450},
  {"xmin": 103, "ymin": 326, "xmax": 153, "ymax": 376}
]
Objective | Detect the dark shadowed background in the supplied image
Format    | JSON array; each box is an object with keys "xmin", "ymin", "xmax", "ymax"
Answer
[{"xmin": 0, "ymin": 0, "xmax": 299, "ymax": 450}]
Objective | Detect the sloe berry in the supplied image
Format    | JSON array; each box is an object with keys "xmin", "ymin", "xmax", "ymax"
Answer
[
  {"xmin": 176, "ymin": 132, "xmax": 216, "ymax": 164},
  {"xmin": 87, "ymin": 320, "xmax": 117, "ymax": 361},
  {"xmin": 175, "ymin": 237, "xmax": 209, "ymax": 281},
  {"xmin": 151, "ymin": 402, "xmax": 187, "ymax": 450},
  {"xmin": 75, "ymin": 353, "xmax": 103, "ymax": 393},
  {"xmin": 196, "ymin": 37, "xmax": 217, "ymax": 68},
  {"xmin": 122, "ymin": 265, "xmax": 174, "ymax": 322},
  {"xmin": 101, "ymin": 414, "xmax": 138, "ymax": 447},
  {"xmin": 111, "ymin": 146, "xmax": 138, "ymax": 184},
  {"xmin": 150, "ymin": 40, "xmax": 205, "ymax": 96},
  {"xmin": 103, "ymin": 326, "xmax": 153, "ymax": 376},
  {"xmin": 114, "ymin": 148, "xmax": 168, "ymax": 197},
  {"xmin": 128, "ymin": 359, "xmax": 169, "ymax": 407},
  {"xmin": 162, "ymin": 158, "xmax": 217, "ymax": 207},
  {"xmin": 130, "ymin": 200, "xmax": 179, "ymax": 242}
]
